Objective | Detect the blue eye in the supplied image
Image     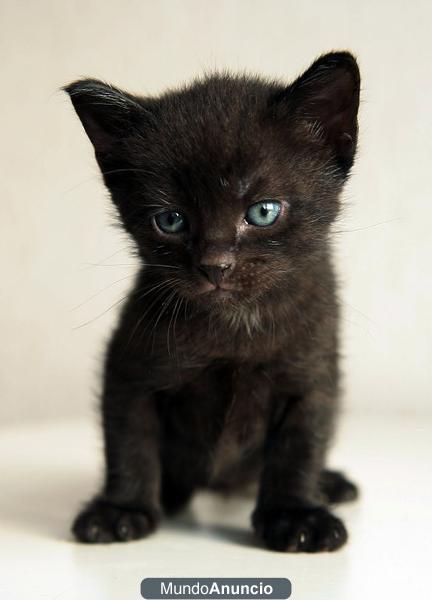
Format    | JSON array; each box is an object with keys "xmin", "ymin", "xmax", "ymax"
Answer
[
  {"xmin": 154, "ymin": 211, "xmax": 187, "ymax": 234},
  {"xmin": 245, "ymin": 201, "xmax": 281, "ymax": 227}
]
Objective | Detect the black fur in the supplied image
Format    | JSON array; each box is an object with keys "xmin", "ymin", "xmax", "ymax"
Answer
[{"xmin": 65, "ymin": 51, "xmax": 360, "ymax": 552}]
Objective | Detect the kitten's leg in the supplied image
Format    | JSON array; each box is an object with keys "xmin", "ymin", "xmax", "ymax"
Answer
[
  {"xmin": 252, "ymin": 390, "xmax": 348, "ymax": 553},
  {"xmin": 160, "ymin": 465, "xmax": 198, "ymax": 515},
  {"xmin": 160, "ymin": 428, "xmax": 224, "ymax": 514},
  {"xmin": 72, "ymin": 378, "xmax": 161, "ymax": 544},
  {"xmin": 320, "ymin": 470, "xmax": 359, "ymax": 504}
]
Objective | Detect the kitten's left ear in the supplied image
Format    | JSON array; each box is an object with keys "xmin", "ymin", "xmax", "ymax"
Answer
[{"xmin": 272, "ymin": 52, "xmax": 360, "ymax": 171}]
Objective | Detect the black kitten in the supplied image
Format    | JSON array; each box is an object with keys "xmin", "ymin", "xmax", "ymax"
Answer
[{"xmin": 65, "ymin": 51, "xmax": 360, "ymax": 552}]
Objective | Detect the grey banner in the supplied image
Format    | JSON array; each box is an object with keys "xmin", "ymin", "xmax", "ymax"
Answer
[{"xmin": 141, "ymin": 578, "xmax": 291, "ymax": 599}]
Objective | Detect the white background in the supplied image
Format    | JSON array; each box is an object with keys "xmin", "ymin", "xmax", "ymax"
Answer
[{"xmin": 1, "ymin": 0, "xmax": 431, "ymax": 424}]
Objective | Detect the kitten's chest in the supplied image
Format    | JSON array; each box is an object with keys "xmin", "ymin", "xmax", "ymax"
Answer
[
  {"xmin": 164, "ymin": 362, "xmax": 274, "ymax": 477},
  {"xmin": 210, "ymin": 365, "xmax": 272, "ymax": 478}
]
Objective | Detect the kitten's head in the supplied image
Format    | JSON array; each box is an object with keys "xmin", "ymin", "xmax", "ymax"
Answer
[{"xmin": 65, "ymin": 52, "xmax": 359, "ymax": 313}]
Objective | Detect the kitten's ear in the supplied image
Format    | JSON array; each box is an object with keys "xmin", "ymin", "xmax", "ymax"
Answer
[
  {"xmin": 272, "ymin": 52, "xmax": 360, "ymax": 170},
  {"xmin": 64, "ymin": 79, "xmax": 146, "ymax": 155}
]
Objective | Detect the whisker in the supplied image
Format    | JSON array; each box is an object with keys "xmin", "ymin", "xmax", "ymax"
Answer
[
  {"xmin": 135, "ymin": 277, "xmax": 179, "ymax": 304},
  {"xmin": 82, "ymin": 262, "xmax": 138, "ymax": 268},
  {"xmin": 92, "ymin": 246, "xmax": 134, "ymax": 265},
  {"xmin": 333, "ymin": 218, "xmax": 399, "ymax": 234},
  {"xmin": 172, "ymin": 296, "xmax": 184, "ymax": 366},
  {"xmin": 167, "ymin": 295, "xmax": 182, "ymax": 358},
  {"xmin": 71, "ymin": 274, "xmax": 133, "ymax": 311},
  {"xmin": 143, "ymin": 264, "xmax": 180, "ymax": 269},
  {"xmin": 125, "ymin": 280, "xmax": 178, "ymax": 351},
  {"xmin": 149, "ymin": 289, "xmax": 178, "ymax": 351},
  {"xmin": 73, "ymin": 295, "xmax": 129, "ymax": 330}
]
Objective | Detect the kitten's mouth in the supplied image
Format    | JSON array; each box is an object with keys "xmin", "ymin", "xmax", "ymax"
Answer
[
  {"xmin": 196, "ymin": 280, "xmax": 239, "ymax": 298},
  {"xmin": 210, "ymin": 287, "xmax": 236, "ymax": 298}
]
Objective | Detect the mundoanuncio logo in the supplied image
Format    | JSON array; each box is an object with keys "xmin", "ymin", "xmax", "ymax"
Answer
[{"xmin": 141, "ymin": 578, "xmax": 292, "ymax": 599}]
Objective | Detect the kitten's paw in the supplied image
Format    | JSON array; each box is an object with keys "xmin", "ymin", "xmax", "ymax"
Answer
[
  {"xmin": 72, "ymin": 499, "xmax": 159, "ymax": 544},
  {"xmin": 252, "ymin": 506, "xmax": 347, "ymax": 553},
  {"xmin": 320, "ymin": 470, "xmax": 359, "ymax": 504}
]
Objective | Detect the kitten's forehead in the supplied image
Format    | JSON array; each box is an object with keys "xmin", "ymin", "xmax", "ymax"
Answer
[{"xmin": 154, "ymin": 76, "xmax": 272, "ymax": 157}]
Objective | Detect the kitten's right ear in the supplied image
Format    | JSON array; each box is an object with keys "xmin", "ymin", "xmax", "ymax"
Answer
[{"xmin": 64, "ymin": 79, "xmax": 146, "ymax": 155}]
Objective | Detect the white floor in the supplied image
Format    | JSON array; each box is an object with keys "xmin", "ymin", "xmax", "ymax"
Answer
[{"xmin": 0, "ymin": 411, "xmax": 431, "ymax": 600}]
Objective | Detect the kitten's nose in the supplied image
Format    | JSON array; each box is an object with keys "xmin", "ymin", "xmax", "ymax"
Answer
[{"xmin": 197, "ymin": 263, "xmax": 233, "ymax": 286}]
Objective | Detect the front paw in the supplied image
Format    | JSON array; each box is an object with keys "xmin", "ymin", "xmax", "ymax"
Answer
[
  {"xmin": 72, "ymin": 498, "xmax": 160, "ymax": 544},
  {"xmin": 252, "ymin": 506, "xmax": 347, "ymax": 553}
]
